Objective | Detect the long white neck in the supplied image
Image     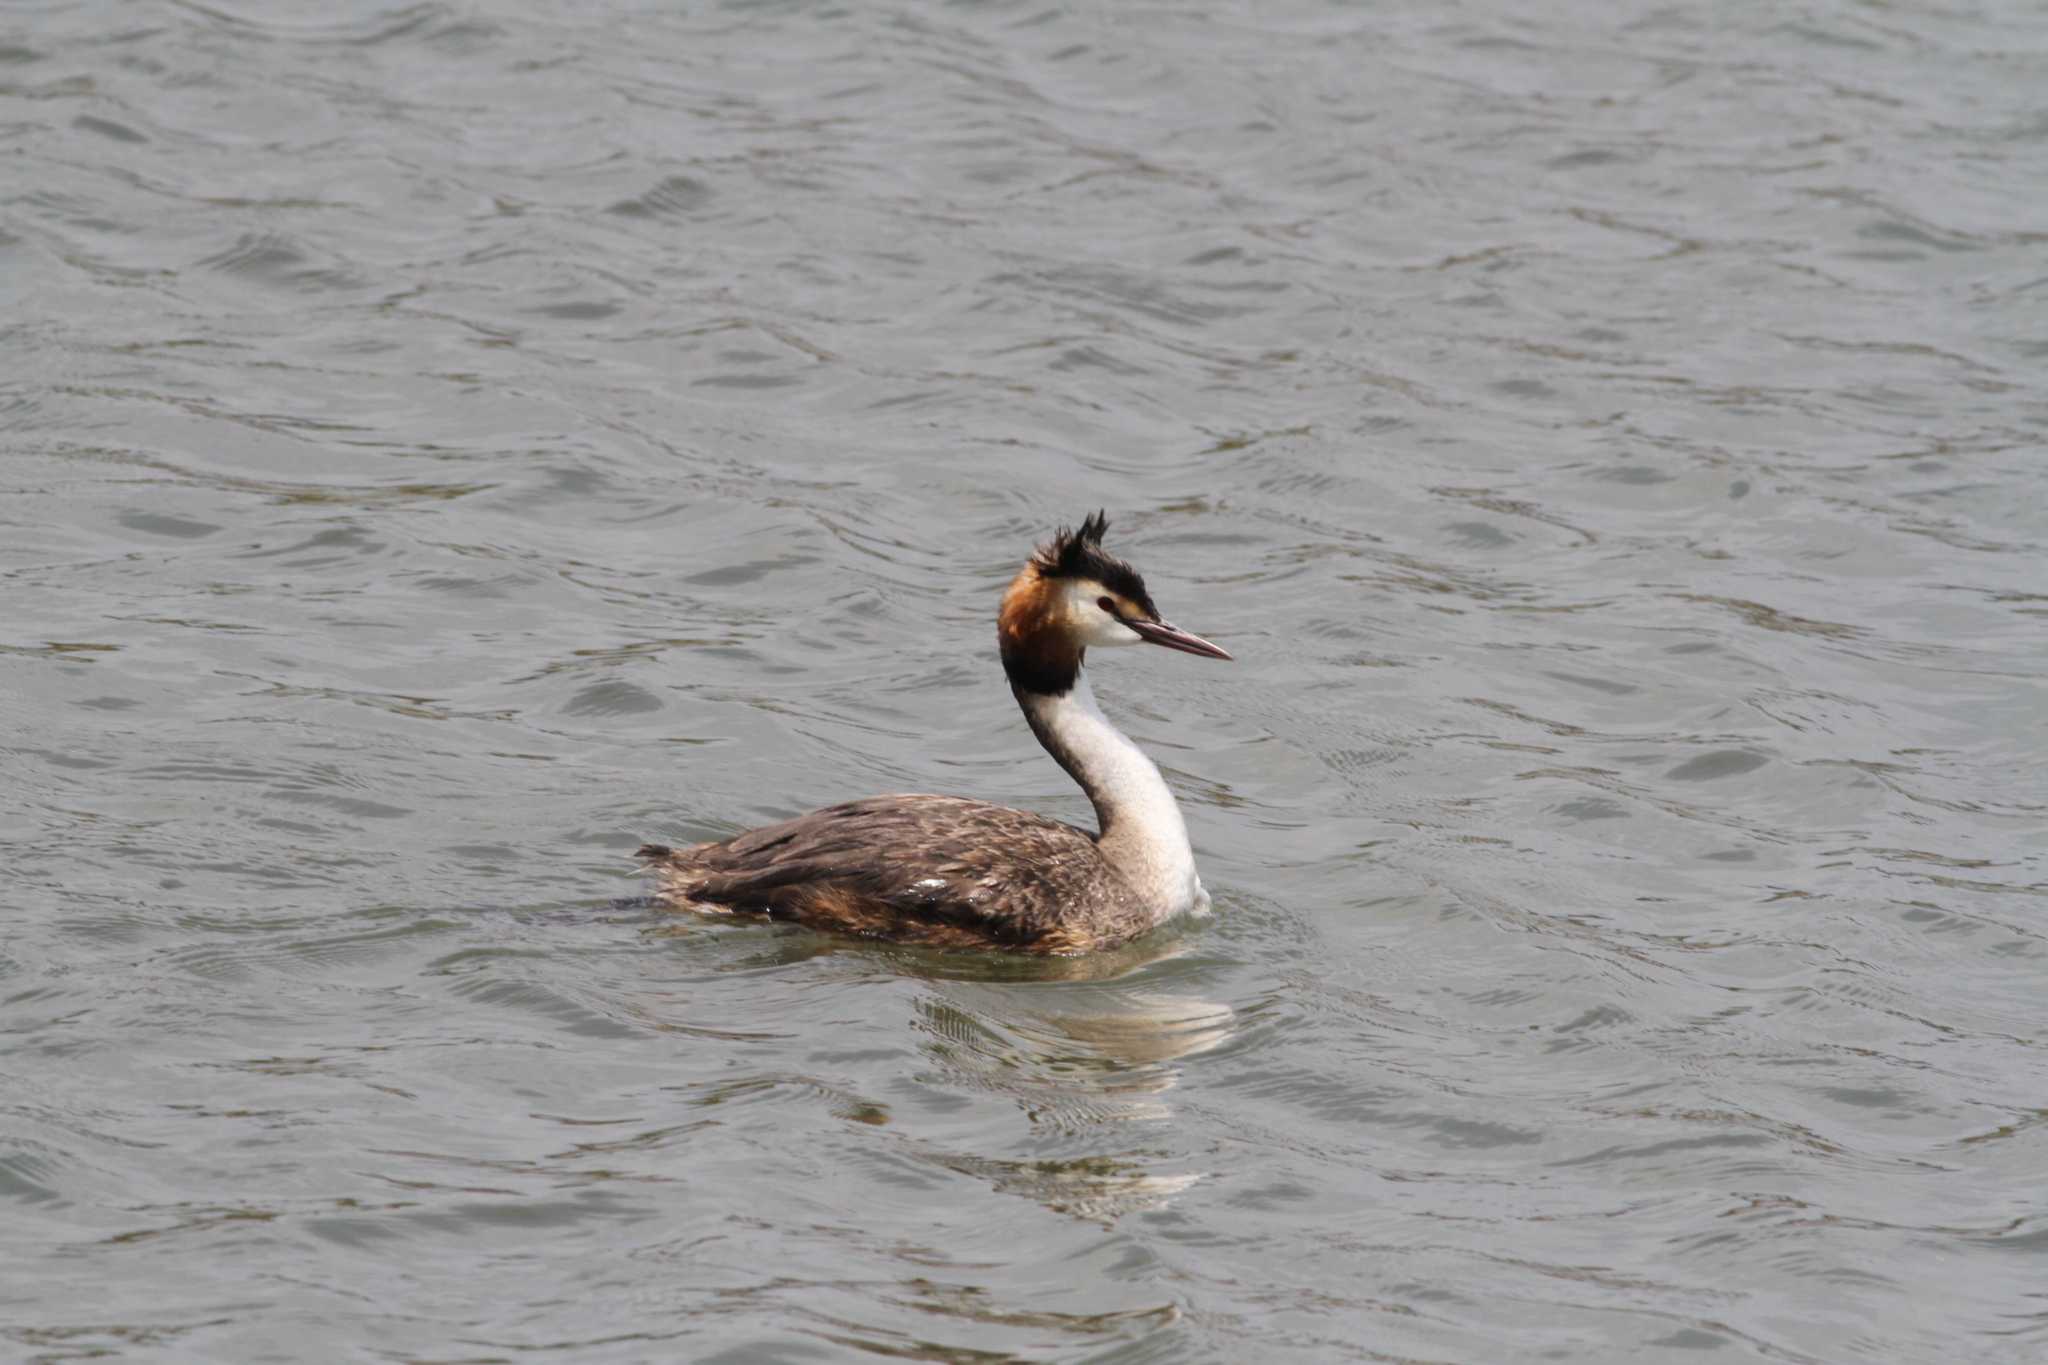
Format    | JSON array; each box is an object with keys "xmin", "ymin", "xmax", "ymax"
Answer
[{"xmin": 1017, "ymin": 671, "xmax": 1207, "ymax": 919}]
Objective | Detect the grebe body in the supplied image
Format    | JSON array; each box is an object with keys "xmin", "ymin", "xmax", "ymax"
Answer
[{"xmin": 637, "ymin": 513, "xmax": 1230, "ymax": 954}]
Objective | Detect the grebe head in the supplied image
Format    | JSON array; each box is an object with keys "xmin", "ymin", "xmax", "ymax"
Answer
[{"xmin": 998, "ymin": 511, "xmax": 1231, "ymax": 695}]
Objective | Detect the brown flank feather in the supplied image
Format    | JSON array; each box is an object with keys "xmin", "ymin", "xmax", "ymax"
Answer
[{"xmin": 635, "ymin": 794, "xmax": 1159, "ymax": 955}]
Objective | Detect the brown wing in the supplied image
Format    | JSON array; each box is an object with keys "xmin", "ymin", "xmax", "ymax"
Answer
[{"xmin": 639, "ymin": 795, "xmax": 1134, "ymax": 951}]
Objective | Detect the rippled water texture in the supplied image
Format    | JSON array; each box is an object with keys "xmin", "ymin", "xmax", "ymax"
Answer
[{"xmin": 5, "ymin": 1, "xmax": 2046, "ymax": 1360}]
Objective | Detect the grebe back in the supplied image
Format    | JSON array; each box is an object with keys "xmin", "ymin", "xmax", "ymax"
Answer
[{"xmin": 637, "ymin": 512, "xmax": 1231, "ymax": 954}]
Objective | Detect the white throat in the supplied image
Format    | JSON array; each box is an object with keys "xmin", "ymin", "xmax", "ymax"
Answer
[{"xmin": 1019, "ymin": 671, "xmax": 1208, "ymax": 921}]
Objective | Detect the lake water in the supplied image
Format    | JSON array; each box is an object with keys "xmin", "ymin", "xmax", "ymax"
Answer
[{"xmin": 4, "ymin": 1, "xmax": 2045, "ymax": 1361}]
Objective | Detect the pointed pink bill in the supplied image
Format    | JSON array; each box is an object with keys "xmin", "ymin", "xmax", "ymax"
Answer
[{"xmin": 1128, "ymin": 617, "xmax": 1233, "ymax": 660}]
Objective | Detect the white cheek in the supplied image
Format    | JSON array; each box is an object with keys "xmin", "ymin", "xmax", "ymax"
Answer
[
  {"xmin": 1061, "ymin": 581, "xmax": 1143, "ymax": 648},
  {"xmin": 1081, "ymin": 614, "xmax": 1143, "ymax": 648}
]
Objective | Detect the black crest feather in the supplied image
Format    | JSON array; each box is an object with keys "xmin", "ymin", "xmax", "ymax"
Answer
[
  {"xmin": 1031, "ymin": 511, "xmax": 1157, "ymax": 618},
  {"xmin": 1034, "ymin": 510, "xmax": 1110, "ymax": 577}
]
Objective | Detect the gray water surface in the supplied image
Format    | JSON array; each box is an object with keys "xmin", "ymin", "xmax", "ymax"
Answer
[{"xmin": 4, "ymin": 2, "xmax": 2046, "ymax": 1361}]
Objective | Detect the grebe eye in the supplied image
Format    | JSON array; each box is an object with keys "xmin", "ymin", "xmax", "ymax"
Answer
[{"xmin": 1097, "ymin": 596, "xmax": 1117, "ymax": 614}]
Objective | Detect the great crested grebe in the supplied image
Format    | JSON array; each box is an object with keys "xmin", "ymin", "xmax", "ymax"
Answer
[{"xmin": 637, "ymin": 512, "xmax": 1232, "ymax": 954}]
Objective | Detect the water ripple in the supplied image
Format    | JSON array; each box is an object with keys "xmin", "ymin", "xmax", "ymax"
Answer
[{"xmin": 2, "ymin": 0, "xmax": 2043, "ymax": 1360}]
